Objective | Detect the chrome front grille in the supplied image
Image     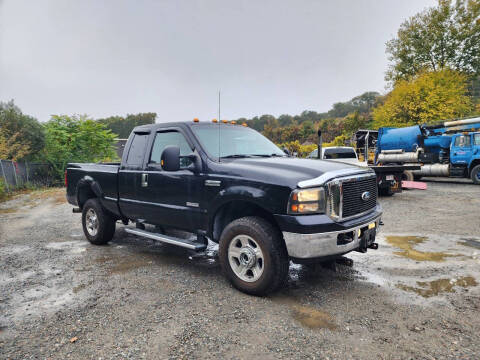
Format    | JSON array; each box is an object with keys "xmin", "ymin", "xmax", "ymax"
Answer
[{"xmin": 326, "ymin": 174, "xmax": 377, "ymax": 221}]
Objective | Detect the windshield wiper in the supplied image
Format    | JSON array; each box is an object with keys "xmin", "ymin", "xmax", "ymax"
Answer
[
  {"xmin": 251, "ymin": 154, "xmax": 286, "ymax": 157},
  {"xmin": 220, "ymin": 154, "xmax": 253, "ymax": 159}
]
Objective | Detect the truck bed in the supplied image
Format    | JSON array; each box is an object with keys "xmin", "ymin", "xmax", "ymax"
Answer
[{"xmin": 66, "ymin": 163, "xmax": 120, "ymax": 213}]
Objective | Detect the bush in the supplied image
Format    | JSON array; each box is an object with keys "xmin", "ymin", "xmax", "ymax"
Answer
[{"xmin": 0, "ymin": 179, "xmax": 6, "ymax": 201}]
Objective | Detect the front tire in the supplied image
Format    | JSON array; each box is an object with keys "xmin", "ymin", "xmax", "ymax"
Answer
[
  {"xmin": 219, "ymin": 216, "xmax": 289, "ymax": 296},
  {"xmin": 471, "ymin": 165, "xmax": 480, "ymax": 185},
  {"xmin": 82, "ymin": 198, "xmax": 116, "ymax": 245}
]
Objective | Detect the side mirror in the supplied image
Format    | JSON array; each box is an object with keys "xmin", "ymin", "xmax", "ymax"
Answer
[{"xmin": 161, "ymin": 146, "xmax": 180, "ymax": 171}]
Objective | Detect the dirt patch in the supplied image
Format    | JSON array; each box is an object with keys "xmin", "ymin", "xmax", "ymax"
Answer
[
  {"xmin": 28, "ymin": 188, "xmax": 65, "ymax": 204},
  {"xmin": 0, "ymin": 208, "xmax": 16, "ymax": 214},
  {"xmin": 397, "ymin": 276, "xmax": 477, "ymax": 298}
]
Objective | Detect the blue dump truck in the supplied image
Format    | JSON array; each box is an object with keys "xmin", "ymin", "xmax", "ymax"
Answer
[{"xmin": 375, "ymin": 117, "xmax": 480, "ymax": 185}]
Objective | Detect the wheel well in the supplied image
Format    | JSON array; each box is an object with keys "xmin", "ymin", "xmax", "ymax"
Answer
[
  {"xmin": 211, "ymin": 201, "xmax": 281, "ymax": 243},
  {"xmin": 77, "ymin": 184, "xmax": 96, "ymax": 209}
]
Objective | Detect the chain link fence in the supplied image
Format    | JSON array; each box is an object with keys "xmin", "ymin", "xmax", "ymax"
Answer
[{"xmin": 0, "ymin": 160, "xmax": 58, "ymax": 192}]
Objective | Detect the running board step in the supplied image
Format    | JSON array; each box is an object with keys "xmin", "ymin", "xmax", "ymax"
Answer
[{"xmin": 124, "ymin": 228, "xmax": 207, "ymax": 251}]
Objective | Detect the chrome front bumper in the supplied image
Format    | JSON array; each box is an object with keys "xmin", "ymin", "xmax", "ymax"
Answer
[{"xmin": 283, "ymin": 214, "xmax": 382, "ymax": 259}]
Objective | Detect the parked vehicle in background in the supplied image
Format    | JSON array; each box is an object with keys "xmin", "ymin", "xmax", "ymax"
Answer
[
  {"xmin": 66, "ymin": 121, "xmax": 382, "ymax": 295},
  {"xmin": 309, "ymin": 132, "xmax": 420, "ymax": 196},
  {"xmin": 307, "ymin": 146, "xmax": 367, "ymax": 166},
  {"xmin": 375, "ymin": 117, "xmax": 480, "ymax": 184}
]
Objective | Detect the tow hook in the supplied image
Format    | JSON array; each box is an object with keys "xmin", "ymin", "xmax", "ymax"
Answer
[{"xmin": 368, "ymin": 242, "xmax": 379, "ymax": 250}]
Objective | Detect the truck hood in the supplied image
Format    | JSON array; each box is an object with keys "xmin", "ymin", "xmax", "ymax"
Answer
[{"xmin": 215, "ymin": 157, "xmax": 373, "ymax": 189}]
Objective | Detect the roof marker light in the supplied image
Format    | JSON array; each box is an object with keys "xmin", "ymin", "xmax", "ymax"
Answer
[{"xmin": 193, "ymin": 118, "xmax": 199, "ymax": 122}]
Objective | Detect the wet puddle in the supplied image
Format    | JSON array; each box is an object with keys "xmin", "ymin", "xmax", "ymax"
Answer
[
  {"xmin": 385, "ymin": 235, "xmax": 455, "ymax": 261},
  {"xmin": 397, "ymin": 276, "xmax": 477, "ymax": 298},
  {"xmin": 292, "ymin": 305, "xmax": 337, "ymax": 330},
  {"xmin": 271, "ymin": 296, "xmax": 337, "ymax": 330},
  {"xmin": 94, "ymin": 256, "xmax": 154, "ymax": 275}
]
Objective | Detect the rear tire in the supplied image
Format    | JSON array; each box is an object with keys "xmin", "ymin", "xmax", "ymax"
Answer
[
  {"xmin": 402, "ymin": 170, "xmax": 414, "ymax": 181},
  {"xmin": 82, "ymin": 198, "xmax": 116, "ymax": 245},
  {"xmin": 471, "ymin": 165, "xmax": 480, "ymax": 185},
  {"xmin": 219, "ymin": 216, "xmax": 289, "ymax": 296}
]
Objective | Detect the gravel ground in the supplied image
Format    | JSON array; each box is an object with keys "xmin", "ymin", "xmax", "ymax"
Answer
[{"xmin": 0, "ymin": 179, "xmax": 479, "ymax": 359}]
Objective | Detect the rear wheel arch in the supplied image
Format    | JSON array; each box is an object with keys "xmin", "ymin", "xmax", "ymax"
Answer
[{"xmin": 76, "ymin": 178, "xmax": 103, "ymax": 209}]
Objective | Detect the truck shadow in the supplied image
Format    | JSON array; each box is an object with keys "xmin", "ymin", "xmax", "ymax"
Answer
[{"xmin": 103, "ymin": 227, "xmax": 359, "ymax": 294}]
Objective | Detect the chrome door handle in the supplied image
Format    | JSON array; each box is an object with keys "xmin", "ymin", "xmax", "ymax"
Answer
[{"xmin": 141, "ymin": 173, "xmax": 148, "ymax": 187}]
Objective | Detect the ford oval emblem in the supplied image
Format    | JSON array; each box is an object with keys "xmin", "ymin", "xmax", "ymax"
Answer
[{"xmin": 361, "ymin": 191, "xmax": 371, "ymax": 201}]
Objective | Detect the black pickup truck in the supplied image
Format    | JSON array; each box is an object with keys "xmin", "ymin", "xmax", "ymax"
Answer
[{"xmin": 66, "ymin": 121, "xmax": 382, "ymax": 295}]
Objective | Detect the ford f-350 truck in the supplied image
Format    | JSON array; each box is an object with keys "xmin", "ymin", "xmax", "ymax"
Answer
[{"xmin": 66, "ymin": 121, "xmax": 382, "ymax": 295}]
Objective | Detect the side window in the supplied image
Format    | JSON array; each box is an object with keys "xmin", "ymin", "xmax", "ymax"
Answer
[
  {"xmin": 150, "ymin": 131, "xmax": 192, "ymax": 168},
  {"xmin": 454, "ymin": 135, "xmax": 471, "ymax": 147},
  {"xmin": 474, "ymin": 134, "xmax": 480, "ymax": 146},
  {"xmin": 126, "ymin": 134, "xmax": 148, "ymax": 166}
]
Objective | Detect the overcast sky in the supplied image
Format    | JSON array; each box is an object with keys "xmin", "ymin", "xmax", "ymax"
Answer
[{"xmin": 0, "ymin": 0, "xmax": 435, "ymax": 123}]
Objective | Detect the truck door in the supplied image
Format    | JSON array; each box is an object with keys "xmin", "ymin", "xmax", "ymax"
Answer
[
  {"xmin": 451, "ymin": 134, "xmax": 473, "ymax": 166},
  {"xmin": 136, "ymin": 129, "xmax": 206, "ymax": 231},
  {"xmin": 118, "ymin": 132, "xmax": 150, "ymax": 220}
]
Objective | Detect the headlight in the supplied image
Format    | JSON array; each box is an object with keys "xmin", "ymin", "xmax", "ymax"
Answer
[{"xmin": 288, "ymin": 187, "xmax": 326, "ymax": 214}]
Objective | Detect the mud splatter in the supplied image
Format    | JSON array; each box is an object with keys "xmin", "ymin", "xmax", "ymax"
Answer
[
  {"xmin": 397, "ymin": 276, "xmax": 477, "ymax": 298},
  {"xmin": 386, "ymin": 236, "xmax": 455, "ymax": 262}
]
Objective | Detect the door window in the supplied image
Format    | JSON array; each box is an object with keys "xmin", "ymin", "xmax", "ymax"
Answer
[
  {"xmin": 126, "ymin": 134, "xmax": 148, "ymax": 166},
  {"xmin": 474, "ymin": 134, "xmax": 480, "ymax": 146},
  {"xmin": 150, "ymin": 131, "xmax": 192, "ymax": 168},
  {"xmin": 454, "ymin": 135, "xmax": 471, "ymax": 147}
]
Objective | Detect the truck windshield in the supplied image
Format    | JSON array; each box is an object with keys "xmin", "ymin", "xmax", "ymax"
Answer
[
  {"xmin": 191, "ymin": 125, "xmax": 285, "ymax": 159},
  {"xmin": 324, "ymin": 148, "xmax": 357, "ymax": 159}
]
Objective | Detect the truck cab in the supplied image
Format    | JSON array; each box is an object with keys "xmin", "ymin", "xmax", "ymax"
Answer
[{"xmin": 450, "ymin": 132, "xmax": 480, "ymax": 183}]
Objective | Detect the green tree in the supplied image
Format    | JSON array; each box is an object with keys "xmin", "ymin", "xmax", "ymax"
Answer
[
  {"xmin": 0, "ymin": 100, "xmax": 45, "ymax": 160},
  {"xmin": 97, "ymin": 112, "xmax": 156, "ymax": 138},
  {"xmin": 42, "ymin": 115, "xmax": 117, "ymax": 179},
  {"xmin": 386, "ymin": 0, "xmax": 480, "ymax": 82},
  {"xmin": 342, "ymin": 112, "xmax": 370, "ymax": 136},
  {"xmin": 373, "ymin": 69, "xmax": 473, "ymax": 128}
]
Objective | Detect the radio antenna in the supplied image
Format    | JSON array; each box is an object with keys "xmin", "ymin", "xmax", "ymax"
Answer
[{"xmin": 218, "ymin": 90, "xmax": 221, "ymax": 162}]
